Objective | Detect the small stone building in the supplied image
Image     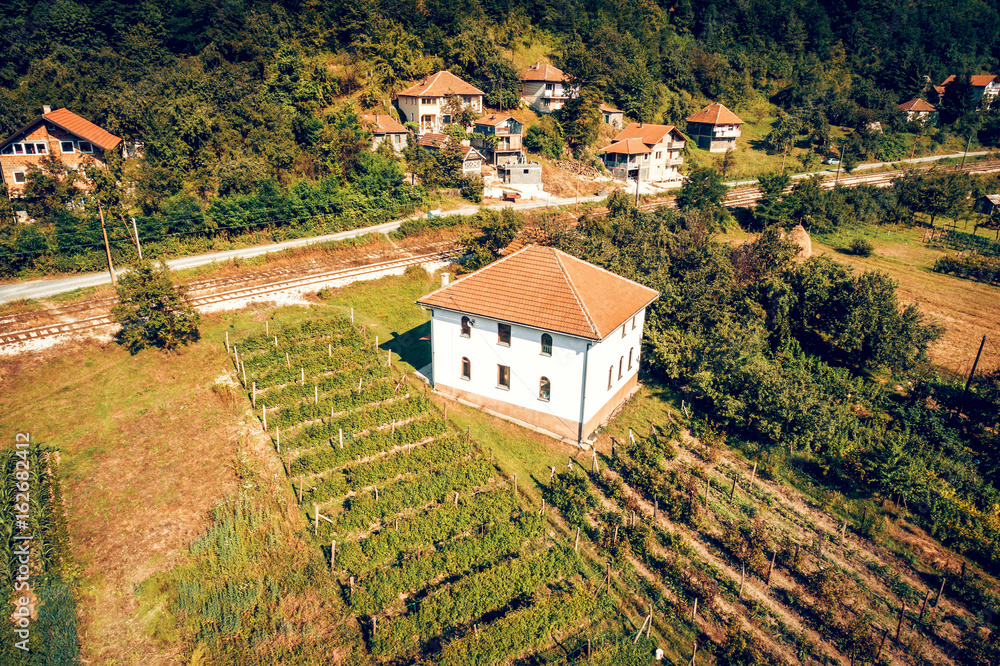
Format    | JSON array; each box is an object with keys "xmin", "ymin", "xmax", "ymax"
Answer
[{"xmin": 686, "ymin": 103, "xmax": 744, "ymax": 152}]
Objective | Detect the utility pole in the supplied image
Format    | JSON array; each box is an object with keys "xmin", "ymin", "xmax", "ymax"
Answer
[
  {"xmin": 98, "ymin": 200, "xmax": 117, "ymax": 287},
  {"xmin": 960, "ymin": 134, "xmax": 974, "ymax": 171},
  {"xmin": 634, "ymin": 165, "xmax": 641, "ymax": 208},
  {"xmin": 835, "ymin": 144, "xmax": 847, "ymax": 184},
  {"xmin": 962, "ymin": 335, "xmax": 987, "ymax": 397},
  {"xmin": 131, "ymin": 217, "xmax": 143, "ymax": 260}
]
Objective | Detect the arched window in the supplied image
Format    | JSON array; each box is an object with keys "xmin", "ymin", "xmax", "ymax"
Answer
[
  {"xmin": 618, "ymin": 357, "xmax": 623, "ymax": 379},
  {"xmin": 539, "ymin": 376, "xmax": 551, "ymax": 401},
  {"xmin": 608, "ymin": 366, "xmax": 613, "ymax": 390},
  {"xmin": 461, "ymin": 357, "xmax": 471, "ymax": 380},
  {"xmin": 540, "ymin": 333, "xmax": 552, "ymax": 356},
  {"xmin": 460, "ymin": 316, "xmax": 471, "ymax": 337},
  {"xmin": 628, "ymin": 348, "xmax": 634, "ymax": 370}
]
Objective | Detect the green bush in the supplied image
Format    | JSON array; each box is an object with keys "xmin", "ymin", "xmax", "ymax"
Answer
[{"xmin": 848, "ymin": 237, "xmax": 875, "ymax": 257}]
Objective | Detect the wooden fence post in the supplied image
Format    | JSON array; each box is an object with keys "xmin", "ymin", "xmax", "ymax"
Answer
[
  {"xmin": 767, "ymin": 549, "xmax": 777, "ymax": 586},
  {"xmin": 339, "ymin": 428, "xmax": 343, "ymax": 449},
  {"xmin": 225, "ymin": 331, "xmax": 230, "ymax": 353},
  {"xmin": 704, "ymin": 477, "xmax": 710, "ymax": 508},
  {"xmin": 262, "ymin": 404, "xmax": 267, "ymax": 431},
  {"xmin": 252, "ymin": 382, "xmax": 256, "ymax": 408},
  {"xmin": 895, "ymin": 602, "xmax": 906, "ymax": 641},
  {"xmin": 265, "ymin": 320, "xmax": 268, "ymax": 335},
  {"xmin": 739, "ymin": 563, "xmax": 745, "ymax": 599},
  {"xmin": 933, "ymin": 577, "xmax": 946, "ymax": 608},
  {"xmin": 513, "ymin": 474, "xmax": 517, "ymax": 494},
  {"xmin": 331, "ymin": 540, "xmax": 336, "ymax": 571},
  {"xmin": 314, "ymin": 503, "xmax": 319, "ymax": 535},
  {"xmin": 876, "ymin": 629, "xmax": 889, "ymax": 660},
  {"xmin": 691, "ymin": 597, "xmax": 698, "ymax": 622},
  {"xmin": 285, "ymin": 352, "xmax": 290, "ymax": 367},
  {"xmin": 730, "ymin": 475, "xmax": 737, "ymax": 501},
  {"xmin": 919, "ymin": 589, "xmax": 932, "ymax": 622},
  {"xmin": 315, "ymin": 384, "xmax": 318, "ymax": 404}
]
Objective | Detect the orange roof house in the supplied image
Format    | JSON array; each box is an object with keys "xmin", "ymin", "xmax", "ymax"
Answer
[
  {"xmin": 396, "ymin": 71, "xmax": 485, "ymax": 134},
  {"xmin": 897, "ymin": 99, "xmax": 938, "ymax": 123},
  {"xmin": 598, "ymin": 122, "xmax": 686, "ymax": 183},
  {"xmin": 600, "ymin": 103, "xmax": 625, "ymax": 128},
  {"xmin": 686, "ymin": 103, "xmax": 745, "ymax": 152},
  {"xmin": 364, "ymin": 113, "xmax": 409, "ymax": 152},
  {"xmin": 417, "ymin": 245, "xmax": 659, "ymax": 442},
  {"xmin": 519, "ymin": 63, "xmax": 575, "ymax": 114},
  {"xmin": 934, "ymin": 74, "xmax": 1000, "ymax": 108},
  {"xmin": 0, "ymin": 106, "xmax": 121, "ymax": 194}
]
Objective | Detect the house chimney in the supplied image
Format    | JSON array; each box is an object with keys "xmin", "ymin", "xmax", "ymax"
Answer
[
  {"xmin": 535, "ymin": 62, "xmax": 540, "ymax": 69},
  {"xmin": 42, "ymin": 105, "xmax": 51, "ymax": 114},
  {"xmin": 441, "ymin": 273, "xmax": 450, "ymax": 287}
]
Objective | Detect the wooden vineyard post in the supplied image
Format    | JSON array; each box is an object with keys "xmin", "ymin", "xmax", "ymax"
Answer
[
  {"xmin": 443, "ymin": 405, "xmax": 447, "ymax": 422},
  {"xmin": 817, "ymin": 534, "xmax": 823, "ymax": 558},
  {"xmin": 266, "ymin": 320, "xmax": 268, "ymax": 336},
  {"xmin": 339, "ymin": 429, "xmax": 343, "ymax": 449},
  {"xmin": 919, "ymin": 589, "xmax": 932, "ymax": 622},
  {"xmin": 689, "ymin": 641, "xmax": 698, "ymax": 666},
  {"xmin": 314, "ymin": 503, "xmax": 319, "ymax": 535},
  {"xmin": 454, "ymin": 491, "xmax": 459, "ymax": 507},
  {"xmin": 301, "ymin": 368, "xmax": 305, "ymax": 385},
  {"xmin": 550, "ymin": 467, "xmax": 555, "ymax": 481},
  {"xmin": 276, "ymin": 427, "xmax": 280, "ymax": 453},
  {"xmin": 252, "ymin": 382, "xmax": 256, "ymax": 408},
  {"xmin": 767, "ymin": 549, "xmax": 777, "ymax": 586},
  {"xmin": 877, "ymin": 628, "xmax": 889, "ymax": 660},
  {"xmin": 649, "ymin": 419, "xmax": 654, "ymax": 436},
  {"xmin": 691, "ymin": 597, "xmax": 698, "ymax": 622},
  {"xmin": 286, "ymin": 352, "xmax": 290, "ymax": 368},
  {"xmin": 242, "ymin": 358, "xmax": 247, "ymax": 386},
  {"xmin": 374, "ymin": 486, "xmax": 379, "ymax": 502},
  {"xmin": 328, "ymin": 343, "xmax": 331, "ymax": 358},
  {"xmin": 739, "ymin": 563, "xmax": 745, "ymax": 599},
  {"xmin": 704, "ymin": 477, "xmax": 710, "ymax": 508},
  {"xmin": 730, "ymin": 475, "xmax": 737, "ymax": 501},
  {"xmin": 225, "ymin": 331, "xmax": 230, "ymax": 353},
  {"xmin": 274, "ymin": 335, "xmax": 278, "ymax": 348},
  {"xmin": 895, "ymin": 602, "xmax": 906, "ymax": 641},
  {"xmin": 350, "ymin": 307, "xmax": 353, "ymax": 324},
  {"xmin": 314, "ymin": 385, "xmax": 318, "ymax": 405},
  {"xmin": 466, "ymin": 426, "xmax": 470, "ymax": 443},
  {"xmin": 840, "ymin": 520, "xmax": 848, "ymax": 547},
  {"xmin": 330, "ymin": 540, "xmax": 336, "ymax": 571},
  {"xmin": 592, "ymin": 450, "xmax": 599, "ymax": 473},
  {"xmin": 934, "ymin": 577, "xmax": 946, "ymax": 608},
  {"xmin": 606, "ymin": 562, "xmax": 611, "ymax": 595},
  {"xmin": 794, "ymin": 542, "xmax": 800, "ymax": 564},
  {"xmin": 575, "ymin": 527, "xmax": 580, "ymax": 551},
  {"xmin": 349, "ymin": 576, "xmax": 355, "ymax": 597},
  {"xmin": 587, "ymin": 638, "xmax": 591, "ymax": 662},
  {"xmin": 540, "ymin": 499, "xmax": 545, "ymax": 516},
  {"xmin": 646, "ymin": 604, "xmax": 652, "ymax": 639},
  {"xmin": 375, "ymin": 335, "xmax": 378, "ymax": 349},
  {"xmin": 298, "ymin": 477, "xmax": 303, "ymax": 503},
  {"xmin": 653, "ymin": 499, "xmax": 658, "ymax": 519},
  {"xmin": 750, "ymin": 462, "xmax": 757, "ymax": 487},
  {"xmin": 613, "ymin": 524, "xmax": 619, "ymax": 546},
  {"xmin": 262, "ymin": 404, "xmax": 267, "ymax": 431},
  {"xmin": 391, "ymin": 420, "xmax": 395, "ymax": 435}
]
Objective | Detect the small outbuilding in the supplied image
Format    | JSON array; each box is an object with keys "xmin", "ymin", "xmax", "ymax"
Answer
[{"xmin": 685, "ymin": 103, "xmax": 744, "ymax": 152}]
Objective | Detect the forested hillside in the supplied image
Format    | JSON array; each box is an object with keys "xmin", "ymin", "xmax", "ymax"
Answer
[{"xmin": 2, "ymin": 0, "xmax": 1000, "ymax": 275}]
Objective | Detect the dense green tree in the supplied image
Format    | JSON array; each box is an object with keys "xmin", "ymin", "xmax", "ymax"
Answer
[{"xmin": 110, "ymin": 260, "xmax": 201, "ymax": 354}]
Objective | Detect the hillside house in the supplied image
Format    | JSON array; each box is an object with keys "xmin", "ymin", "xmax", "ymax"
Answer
[
  {"xmin": 364, "ymin": 114, "xmax": 409, "ymax": 152},
  {"xmin": 471, "ymin": 114, "xmax": 524, "ymax": 166},
  {"xmin": 600, "ymin": 103, "xmax": 625, "ymax": 129},
  {"xmin": 397, "ymin": 71, "xmax": 485, "ymax": 134},
  {"xmin": 897, "ymin": 99, "xmax": 938, "ymax": 124},
  {"xmin": 934, "ymin": 75, "xmax": 1000, "ymax": 109},
  {"xmin": 0, "ymin": 107, "xmax": 121, "ymax": 194},
  {"xmin": 416, "ymin": 245, "xmax": 659, "ymax": 443},
  {"xmin": 418, "ymin": 133, "xmax": 484, "ymax": 176},
  {"xmin": 598, "ymin": 122, "xmax": 685, "ymax": 183},
  {"xmin": 686, "ymin": 103, "xmax": 744, "ymax": 152},
  {"xmin": 519, "ymin": 63, "xmax": 574, "ymax": 113}
]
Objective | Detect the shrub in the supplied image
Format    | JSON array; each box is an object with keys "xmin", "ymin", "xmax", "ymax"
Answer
[
  {"xmin": 111, "ymin": 260, "xmax": 201, "ymax": 353},
  {"xmin": 849, "ymin": 237, "xmax": 875, "ymax": 257}
]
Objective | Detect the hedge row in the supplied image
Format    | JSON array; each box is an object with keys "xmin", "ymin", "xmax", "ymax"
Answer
[
  {"xmin": 334, "ymin": 490, "xmax": 521, "ymax": 574},
  {"xmin": 290, "ymin": 418, "xmax": 448, "ymax": 475},
  {"xmin": 289, "ymin": 395, "xmax": 431, "ymax": 451},
  {"xmin": 371, "ymin": 545, "xmax": 580, "ymax": 657},
  {"xmin": 934, "ymin": 253, "xmax": 1000, "ymax": 285},
  {"xmin": 349, "ymin": 514, "xmax": 546, "ymax": 615},
  {"xmin": 319, "ymin": 458, "xmax": 497, "ymax": 535},
  {"xmin": 302, "ymin": 435, "xmax": 473, "ymax": 506},
  {"xmin": 430, "ymin": 584, "xmax": 611, "ymax": 666}
]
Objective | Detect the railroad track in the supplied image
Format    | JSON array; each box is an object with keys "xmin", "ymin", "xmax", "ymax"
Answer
[{"xmin": 0, "ymin": 247, "xmax": 459, "ymax": 348}]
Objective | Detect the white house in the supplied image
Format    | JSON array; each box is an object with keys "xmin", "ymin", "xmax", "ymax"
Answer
[
  {"xmin": 598, "ymin": 122, "xmax": 686, "ymax": 183},
  {"xmin": 897, "ymin": 99, "xmax": 938, "ymax": 124},
  {"xmin": 935, "ymin": 75, "xmax": 1000, "ymax": 109},
  {"xmin": 519, "ymin": 63, "xmax": 574, "ymax": 113},
  {"xmin": 416, "ymin": 245, "xmax": 659, "ymax": 443},
  {"xmin": 396, "ymin": 71, "xmax": 485, "ymax": 134}
]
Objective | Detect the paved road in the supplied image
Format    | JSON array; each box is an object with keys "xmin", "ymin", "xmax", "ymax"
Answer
[{"xmin": 0, "ymin": 194, "xmax": 605, "ymax": 304}]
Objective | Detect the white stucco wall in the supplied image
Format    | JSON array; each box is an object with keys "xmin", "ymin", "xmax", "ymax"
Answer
[{"xmin": 428, "ymin": 306, "xmax": 649, "ymax": 430}]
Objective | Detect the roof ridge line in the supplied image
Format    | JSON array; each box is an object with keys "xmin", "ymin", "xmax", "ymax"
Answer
[
  {"xmin": 416, "ymin": 244, "xmax": 533, "ymax": 307},
  {"xmin": 552, "ymin": 248, "xmax": 599, "ymax": 339},
  {"xmin": 555, "ymin": 247, "xmax": 659, "ymax": 298}
]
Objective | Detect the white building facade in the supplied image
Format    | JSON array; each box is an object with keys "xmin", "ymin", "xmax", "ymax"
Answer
[
  {"xmin": 417, "ymin": 246, "xmax": 658, "ymax": 443},
  {"xmin": 396, "ymin": 71, "xmax": 485, "ymax": 135}
]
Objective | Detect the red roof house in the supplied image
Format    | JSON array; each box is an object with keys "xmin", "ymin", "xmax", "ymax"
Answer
[{"xmin": 685, "ymin": 103, "xmax": 745, "ymax": 152}]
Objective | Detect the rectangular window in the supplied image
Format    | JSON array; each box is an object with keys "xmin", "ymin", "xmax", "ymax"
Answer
[
  {"xmin": 13, "ymin": 143, "xmax": 24, "ymax": 155},
  {"xmin": 24, "ymin": 143, "xmax": 36, "ymax": 155},
  {"xmin": 461, "ymin": 357, "xmax": 471, "ymax": 380},
  {"xmin": 0, "ymin": 145, "xmax": 11, "ymax": 155},
  {"xmin": 655, "ymin": 151, "xmax": 662, "ymax": 159},
  {"xmin": 497, "ymin": 323, "xmax": 511, "ymax": 346},
  {"xmin": 12, "ymin": 171, "xmax": 26, "ymax": 184},
  {"xmin": 497, "ymin": 364, "xmax": 510, "ymax": 389},
  {"xmin": 36, "ymin": 142, "xmax": 47, "ymax": 154},
  {"xmin": 78, "ymin": 141, "xmax": 93, "ymax": 153},
  {"xmin": 632, "ymin": 316, "xmax": 636, "ymax": 330}
]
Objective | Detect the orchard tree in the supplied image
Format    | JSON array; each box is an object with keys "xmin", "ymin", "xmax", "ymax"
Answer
[{"xmin": 111, "ymin": 260, "xmax": 201, "ymax": 354}]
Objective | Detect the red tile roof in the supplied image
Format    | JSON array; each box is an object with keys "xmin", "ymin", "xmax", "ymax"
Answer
[
  {"xmin": 898, "ymin": 98, "xmax": 936, "ymax": 112},
  {"xmin": 1, "ymin": 108, "xmax": 121, "ymax": 151},
  {"xmin": 363, "ymin": 114, "xmax": 408, "ymax": 134},
  {"xmin": 941, "ymin": 74, "xmax": 999, "ymax": 88},
  {"xmin": 398, "ymin": 71, "xmax": 485, "ymax": 98},
  {"xmin": 416, "ymin": 245, "xmax": 659, "ymax": 340},
  {"xmin": 613, "ymin": 122, "xmax": 683, "ymax": 146},
  {"xmin": 417, "ymin": 134, "xmax": 482, "ymax": 161},
  {"xmin": 519, "ymin": 63, "xmax": 567, "ymax": 83},
  {"xmin": 686, "ymin": 103, "xmax": 744, "ymax": 126},
  {"xmin": 474, "ymin": 114, "xmax": 514, "ymax": 127},
  {"xmin": 599, "ymin": 138, "xmax": 652, "ymax": 155},
  {"xmin": 44, "ymin": 108, "xmax": 121, "ymax": 150},
  {"xmin": 600, "ymin": 103, "xmax": 624, "ymax": 114}
]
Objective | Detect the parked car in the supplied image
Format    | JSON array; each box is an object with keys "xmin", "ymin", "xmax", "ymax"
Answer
[{"xmin": 824, "ymin": 157, "xmax": 840, "ymax": 165}]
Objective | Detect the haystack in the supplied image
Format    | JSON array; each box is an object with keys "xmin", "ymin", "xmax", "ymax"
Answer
[{"xmin": 787, "ymin": 224, "xmax": 812, "ymax": 259}]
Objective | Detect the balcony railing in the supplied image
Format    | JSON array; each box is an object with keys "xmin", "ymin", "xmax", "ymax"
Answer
[
  {"xmin": 666, "ymin": 157, "xmax": 683, "ymax": 166},
  {"xmin": 712, "ymin": 129, "xmax": 741, "ymax": 138}
]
